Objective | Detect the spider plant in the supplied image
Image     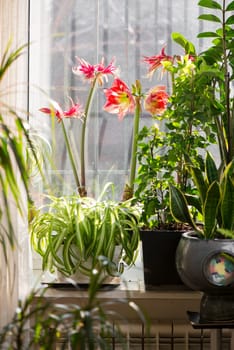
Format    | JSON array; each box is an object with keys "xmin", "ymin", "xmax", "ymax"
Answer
[{"xmin": 30, "ymin": 184, "xmax": 140, "ymax": 277}]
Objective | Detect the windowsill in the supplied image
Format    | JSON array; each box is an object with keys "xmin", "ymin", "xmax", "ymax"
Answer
[
  {"xmin": 34, "ymin": 277, "xmax": 201, "ymax": 322},
  {"xmin": 32, "ymin": 246, "xmax": 202, "ymax": 321}
]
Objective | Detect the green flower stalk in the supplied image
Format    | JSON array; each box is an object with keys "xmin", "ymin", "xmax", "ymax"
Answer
[
  {"xmin": 103, "ymin": 78, "xmax": 169, "ymax": 201},
  {"xmin": 40, "ymin": 57, "xmax": 117, "ymax": 197},
  {"xmin": 80, "ymin": 77, "xmax": 97, "ymax": 197},
  {"xmin": 60, "ymin": 118, "xmax": 81, "ymax": 193},
  {"xmin": 122, "ymin": 81, "xmax": 142, "ymax": 201}
]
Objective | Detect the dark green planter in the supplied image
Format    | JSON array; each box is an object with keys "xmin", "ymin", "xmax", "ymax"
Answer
[{"xmin": 140, "ymin": 229, "xmax": 185, "ymax": 289}]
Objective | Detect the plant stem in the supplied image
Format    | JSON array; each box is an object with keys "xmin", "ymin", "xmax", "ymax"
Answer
[
  {"xmin": 80, "ymin": 77, "xmax": 98, "ymax": 197},
  {"xmin": 129, "ymin": 94, "xmax": 141, "ymax": 190},
  {"xmin": 122, "ymin": 81, "xmax": 142, "ymax": 201},
  {"xmin": 222, "ymin": 0, "xmax": 233, "ymax": 164},
  {"xmin": 61, "ymin": 119, "xmax": 81, "ymax": 194}
]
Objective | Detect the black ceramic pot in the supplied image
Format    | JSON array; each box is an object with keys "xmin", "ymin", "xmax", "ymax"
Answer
[
  {"xmin": 176, "ymin": 231, "xmax": 234, "ymax": 321},
  {"xmin": 140, "ymin": 229, "xmax": 185, "ymax": 289}
]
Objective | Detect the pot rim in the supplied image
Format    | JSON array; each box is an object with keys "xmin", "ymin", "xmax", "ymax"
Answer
[{"xmin": 182, "ymin": 230, "xmax": 234, "ymax": 242}]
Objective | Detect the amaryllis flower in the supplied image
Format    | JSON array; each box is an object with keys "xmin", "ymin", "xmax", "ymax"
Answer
[
  {"xmin": 39, "ymin": 100, "xmax": 83, "ymax": 122},
  {"xmin": 144, "ymin": 86, "xmax": 169, "ymax": 115},
  {"xmin": 143, "ymin": 48, "xmax": 173, "ymax": 77},
  {"xmin": 103, "ymin": 78, "xmax": 135, "ymax": 120},
  {"xmin": 72, "ymin": 57, "xmax": 117, "ymax": 86}
]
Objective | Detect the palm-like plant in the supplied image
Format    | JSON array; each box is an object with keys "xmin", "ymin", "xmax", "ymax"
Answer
[{"xmin": 0, "ymin": 40, "xmax": 33, "ymax": 260}]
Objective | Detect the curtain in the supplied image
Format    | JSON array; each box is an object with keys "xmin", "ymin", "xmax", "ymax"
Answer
[{"xmin": 0, "ymin": 0, "xmax": 30, "ymax": 326}]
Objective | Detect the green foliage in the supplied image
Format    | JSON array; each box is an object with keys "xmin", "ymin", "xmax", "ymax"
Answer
[
  {"xmin": 135, "ymin": 54, "xmax": 216, "ymax": 228},
  {"xmin": 0, "ymin": 40, "xmax": 32, "ymax": 261},
  {"xmin": 30, "ymin": 187, "xmax": 140, "ymax": 276},
  {"xmin": 169, "ymin": 152, "xmax": 234, "ymax": 239},
  {"xmin": 0, "ymin": 259, "xmax": 147, "ymax": 349},
  {"xmin": 196, "ymin": 0, "xmax": 234, "ymax": 165},
  {"xmin": 136, "ymin": 0, "xmax": 234, "ymax": 232}
]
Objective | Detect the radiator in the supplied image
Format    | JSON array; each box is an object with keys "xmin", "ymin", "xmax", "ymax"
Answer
[{"xmin": 54, "ymin": 320, "xmax": 234, "ymax": 349}]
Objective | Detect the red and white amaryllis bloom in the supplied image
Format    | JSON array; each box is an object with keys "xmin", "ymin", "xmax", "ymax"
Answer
[
  {"xmin": 72, "ymin": 57, "xmax": 117, "ymax": 85},
  {"xmin": 144, "ymin": 86, "xmax": 169, "ymax": 116},
  {"xmin": 143, "ymin": 47, "xmax": 173, "ymax": 77},
  {"xmin": 39, "ymin": 99, "xmax": 83, "ymax": 122},
  {"xmin": 103, "ymin": 78, "xmax": 135, "ymax": 120}
]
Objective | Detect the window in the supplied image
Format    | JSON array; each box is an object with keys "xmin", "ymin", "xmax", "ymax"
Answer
[{"xmin": 29, "ymin": 0, "xmax": 202, "ymax": 201}]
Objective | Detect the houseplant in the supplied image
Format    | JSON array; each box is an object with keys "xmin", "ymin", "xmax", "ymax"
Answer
[
  {"xmin": 30, "ymin": 185, "xmax": 140, "ymax": 280},
  {"xmin": 0, "ymin": 40, "xmax": 33, "ymax": 260},
  {"xmin": 101, "ymin": 34, "xmax": 219, "ymax": 288},
  {"xmin": 131, "ymin": 39, "xmax": 216, "ymax": 288},
  {"xmin": 0, "ymin": 258, "xmax": 147, "ymax": 349},
  {"xmin": 169, "ymin": 0, "xmax": 234, "ymax": 321},
  {"xmin": 170, "ymin": 152, "xmax": 234, "ymax": 321},
  {"xmin": 30, "ymin": 59, "xmax": 144, "ymax": 282},
  {"xmin": 0, "ymin": 40, "xmax": 147, "ymax": 348}
]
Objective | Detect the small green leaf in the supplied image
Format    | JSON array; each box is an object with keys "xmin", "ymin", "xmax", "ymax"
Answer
[
  {"xmin": 226, "ymin": 2, "xmax": 234, "ymax": 11},
  {"xmin": 197, "ymin": 31, "xmax": 220, "ymax": 38},
  {"xmin": 198, "ymin": 0, "xmax": 222, "ymax": 9},
  {"xmin": 198, "ymin": 14, "xmax": 221, "ymax": 23},
  {"xmin": 226, "ymin": 15, "xmax": 234, "ymax": 25},
  {"xmin": 171, "ymin": 32, "xmax": 196, "ymax": 54}
]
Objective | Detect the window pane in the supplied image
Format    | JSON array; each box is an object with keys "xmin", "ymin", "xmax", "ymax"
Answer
[{"xmin": 29, "ymin": 0, "xmax": 202, "ymax": 199}]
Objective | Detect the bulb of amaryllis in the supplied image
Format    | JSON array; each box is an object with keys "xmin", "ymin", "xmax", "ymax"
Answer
[
  {"xmin": 144, "ymin": 86, "xmax": 169, "ymax": 115},
  {"xmin": 103, "ymin": 78, "xmax": 135, "ymax": 120}
]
